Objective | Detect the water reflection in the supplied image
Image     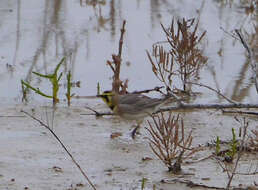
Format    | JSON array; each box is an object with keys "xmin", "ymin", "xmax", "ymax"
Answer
[
  {"xmin": 0, "ymin": 0, "xmax": 256, "ymax": 104},
  {"xmin": 12, "ymin": 0, "xmax": 20, "ymax": 67}
]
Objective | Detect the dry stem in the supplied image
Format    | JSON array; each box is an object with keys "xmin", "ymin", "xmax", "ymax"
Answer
[
  {"xmin": 187, "ymin": 82, "xmax": 236, "ymax": 104},
  {"xmin": 107, "ymin": 20, "xmax": 127, "ymax": 93},
  {"xmin": 235, "ymin": 29, "xmax": 258, "ymax": 93},
  {"xmin": 147, "ymin": 18, "xmax": 207, "ymax": 92},
  {"xmin": 146, "ymin": 112, "xmax": 199, "ymax": 173},
  {"xmin": 21, "ymin": 110, "xmax": 96, "ymax": 190},
  {"xmin": 226, "ymin": 118, "xmax": 249, "ymax": 189}
]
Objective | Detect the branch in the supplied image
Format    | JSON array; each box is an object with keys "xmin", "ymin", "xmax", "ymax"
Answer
[
  {"xmin": 84, "ymin": 106, "xmax": 113, "ymax": 117},
  {"xmin": 187, "ymin": 82, "xmax": 236, "ymax": 104},
  {"xmin": 184, "ymin": 154, "xmax": 214, "ymax": 164},
  {"xmin": 132, "ymin": 86, "xmax": 165, "ymax": 94},
  {"xmin": 213, "ymin": 156, "xmax": 231, "ymax": 178},
  {"xmin": 235, "ymin": 29, "xmax": 258, "ymax": 93},
  {"xmin": 158, "ymin": 103, "xmax": 258, "ymax": 112},
  {"xmin": 118, "ymin": 20, "xmax": 126, "ymax": 58},
  {"xmin": 161, "ymin": 178, "xmax": 226, "ymax": 190},
  {"xmin": 226, "ymin": 118, "xmax": 249, "ymax": 189},
  {"xmin": 112, "ymin": 20, "xmax": 126, "ymax": 93},
  {"xmin": 235, "ymin": 171, "xmax": 258, "ymax": 175},
  {"xmin": 21, "ymin": 110, "xmax": 96, "ymax": 190},
  {"xmin": 106, "ymin": 60, "xmax": 115, "ymax": 72},
  {"xmin": 235, "ymin": 29, "xmax": 251, "ymax": 57},
  {"xmin": 222, "ymin": 110, "xmax": 258, "ymax": 116},
  {"xmin": 84, "ymin": 103, "xmax": 258, "ymax": 117}
]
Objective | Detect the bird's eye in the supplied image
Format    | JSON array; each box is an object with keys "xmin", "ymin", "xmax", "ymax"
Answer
[{"xmin": 102, "ymin": 95, "xmax": 109, "ymax": 103}]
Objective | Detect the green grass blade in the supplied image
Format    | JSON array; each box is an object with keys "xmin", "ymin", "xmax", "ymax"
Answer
[
  {"xmin": 32, "ymin": 71, "xmax": 53, "ymax": 79},
  {"xmin": 21, "ymin": 80, "xmax": 53, "ymax": 99},
  {"xmin": 54, "ymin": 57, "xmax": 65, "ymax": 75}
]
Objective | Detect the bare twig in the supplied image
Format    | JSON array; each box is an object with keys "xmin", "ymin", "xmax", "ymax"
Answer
[
  {"xmin": 235, "ymin": 171, "xmax": 258, "ymax": 175},
  {"xmin": 187, "ymin": 82, "xmax": 236, "ymax": 104},
  {"xmin": 112, "ymin": 20, "xmax": 126, "ymax": 93},
  {"xmin": 220, "ymin": 26, "xmax": 239, "ymax": 40},
  {"xmin": 158, "ymin": 103, "xmax": 258, "ymax": 112},
  {"xmin": 146, "ymin": 112, "xmax": 200, "ymax": 173},
  {"xmin": 132, "ymin": 86, "xmax": 165, "ymax": 94},
  {"xmin": 249, "ymin": 129, "xmax": 258, "ymax": 150},
  {"xmin": 226, "ymin": 118, "xmax": 249, "ymax": 189},
  {"xmin": 235, "ymin": 29, "xmax": 251, "ymax": 57},
  {"xmin": 118, "ymin": 21, "xmax": 126, "ymax": 58},
  {"xmin": 235, "ymin": 29, "xmax": 258, "ymax": 93},
  {"xmin": 213, "ymin": 156, "xmax": 231, "ymax": 178},
  {"xmin": 222, "ymin": 110, "xmax": 258, "ymax": 116},
  {"xmin": 106, "ymin": 60, "xmax": 115, "ymax": 72},
  {"xmin": 184, "ymin": 153, "xmax": 214, "ymax": 164},
  {"xmin": 147, "ymin": 18, "xmax": 207, "ymax": 93},
  {"xmin": 161, "ymin": 178, "xmax": 225, "ymax": 189},
  {"xmin": 84, "ymin": 106, "xmax": 113, "ymax": 116},
  {"xmin": 84, "ymin": 103, "xmax": 258, "ymax": 117},
  {"xmin": 21, "ymin": 110, "xmax": 96, "ymax": 190}
]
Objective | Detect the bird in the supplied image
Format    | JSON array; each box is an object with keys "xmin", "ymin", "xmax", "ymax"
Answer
[{"xmin": 98, "ymin": 90, "xmax": 177, "ymax": 138}]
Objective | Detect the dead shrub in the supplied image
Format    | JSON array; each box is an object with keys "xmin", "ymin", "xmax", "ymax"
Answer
[
  {"xmin": 147, "ymin": 18, "xmax": 207, "ymax": 93},
  {"xmin": 146, "ymin": 112, "xmax": 200, "ymax": 173}
]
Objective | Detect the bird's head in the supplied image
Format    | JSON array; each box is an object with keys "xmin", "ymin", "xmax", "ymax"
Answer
[{"xmin": 97, "ymin": 90, "xmax": 115, "ymax": 110}]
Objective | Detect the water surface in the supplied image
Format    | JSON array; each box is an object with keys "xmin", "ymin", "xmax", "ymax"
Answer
[{"xmin": 0, "ymin": 0, "xmax": 256, "ymax": 105}]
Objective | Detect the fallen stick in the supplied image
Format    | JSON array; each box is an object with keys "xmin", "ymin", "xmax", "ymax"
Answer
[
  {"xmin": 158, "ymin": 103, "xmax": 258, "ymax": 112},
  {"xmin": 21, "ymin": 110, "xmax": 96, "ymax": 190},
  {"xmin": 83, "ymin": 103, "xmax": 258, "ymax": 117}
]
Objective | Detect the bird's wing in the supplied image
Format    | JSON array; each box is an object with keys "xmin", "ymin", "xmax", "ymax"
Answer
[{"xmin": 119, "ymin": 94, "xmax": 163, "ymax": 112}]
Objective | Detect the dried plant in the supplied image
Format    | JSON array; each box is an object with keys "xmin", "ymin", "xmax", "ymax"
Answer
[
  {"xmin": 146, "ymin": 46, "xmax": 175, "ymax": 92},
  {"xmin": 21, "ymin": 110, "xmax": 96, "ymax": 190},
  {"xmin": 147, "ymin": 18, "xmax": 207, "ymax": 92},
  {"xmin": 146, "ymin": 112, "xmax": 199, "ymax": 173},
  {"xmin": 106, "ymin": 20, "xmax": 127, "ymax": 94},
  {"xmin": 226, "ymin": 117, "xmax": 249, "ymax": 189}
]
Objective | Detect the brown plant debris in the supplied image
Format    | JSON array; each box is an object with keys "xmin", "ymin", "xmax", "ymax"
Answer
[
  {"xmin": 146, "ymin": 112, "xmax": 201, "ymax": 173},
  {"xmin": 147, "ymin": 18, "xmax": 207, "ymax": 92},
  {"xmin": 106, "ymin": 20, "xmax": 127, "ymax": 94},
  {"xmin": 110, "ymin": 132, "xmax": 122, "ymax": 139},
  {"xmin": 249, "ymin": 129, "xmax": 258, "ymax": 151}
]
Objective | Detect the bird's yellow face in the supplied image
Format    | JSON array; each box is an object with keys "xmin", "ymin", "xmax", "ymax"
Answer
[{"xmin": 98, "ymin": 91, "xmax": 115, "ymax": 110}]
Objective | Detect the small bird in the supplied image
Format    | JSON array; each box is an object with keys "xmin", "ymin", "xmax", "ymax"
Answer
[{"xmin": 98, "ymin": 90, "xmax": 176, "ymax": 138}]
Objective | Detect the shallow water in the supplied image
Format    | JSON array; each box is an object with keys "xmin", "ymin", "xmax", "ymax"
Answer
[
  {"xmin": 0, "ymin": 1, "xmax": 257, "ymax": 189},
  {"xmin": 0, "ymin": 0, "xmax": 257, "ymax": 105}
]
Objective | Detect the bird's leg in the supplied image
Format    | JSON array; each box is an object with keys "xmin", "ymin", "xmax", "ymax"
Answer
[
  {"xmin": 131, "ymin": 120, "xmax": 143, "ymax": 139},
  {"xmin": 131, "ymin": 124, "xmax": 140, "ymax": 139}
]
